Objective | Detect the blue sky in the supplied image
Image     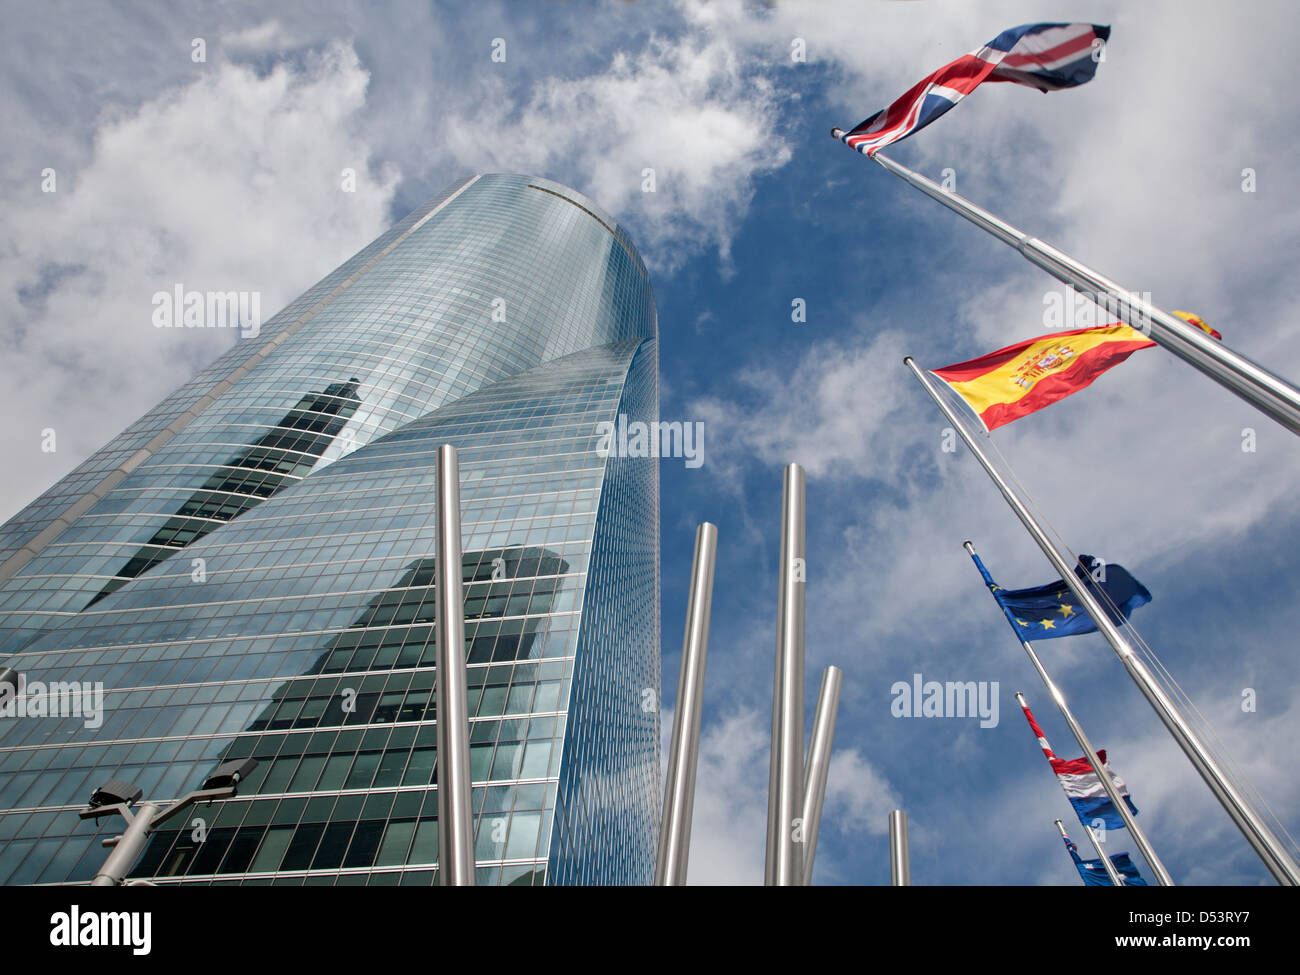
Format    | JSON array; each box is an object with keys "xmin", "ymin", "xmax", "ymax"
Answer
[{"xmin": 3, "ymin": 0, "xmax": 1300, "ymax": 885}]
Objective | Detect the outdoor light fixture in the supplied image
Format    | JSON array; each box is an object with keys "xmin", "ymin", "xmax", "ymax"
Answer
[
  {"xmin": 202, "ymin": 758, "xmax": 258, "ymax": 790},
  {"xmin": 87, "ymin": 779, "xmax": 143, "ymax": 809},
  {"xmin": 80, "ymin": 758, "xmax": 259, "ymax": 885}
]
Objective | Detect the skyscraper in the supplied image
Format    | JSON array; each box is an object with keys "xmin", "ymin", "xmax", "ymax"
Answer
[{"xmin": 0, "ymin": 174, "xmax": 660, "ymax": 885}]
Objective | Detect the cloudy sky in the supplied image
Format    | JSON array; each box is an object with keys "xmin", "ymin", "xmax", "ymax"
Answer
[{"xmin": 3, "ymin": 0, "xmax": 1299, "ymax": 885}]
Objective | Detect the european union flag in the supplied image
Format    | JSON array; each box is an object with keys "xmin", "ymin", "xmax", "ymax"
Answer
[
  {"xmin": 974, "ymin": 553, "xmax": 1151, "ymax": 640},
  {"xmin": 1064, "ymin": 836, "xmax": 1148, "ymax": 886}
]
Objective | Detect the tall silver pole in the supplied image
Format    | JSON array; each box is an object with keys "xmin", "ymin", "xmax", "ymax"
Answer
[
  {"xmin": 862, "ymin": 147, "xmax": 1300, "ymax": 435},
  {"xmin": 967, "ymin": 541, "xmax": 1172, "ymax": 885},
  {"xmin": 90, "ymin": 802, "xmax": 160, "ymax": 887},
  {"xmin": 907, "ymin": 358, "xmax": 1300, "ymax": 885},
  {"xmin": 766, "ymin": 462, "xmax": 806, "ymax": 885},
  {"xmin": 435, "ymin": 444, "xmax": 475, "ymax": 886},
  {"xmin": 1054, "ymin": 818, "xmax": 1125, "ymax": 887},
  {"xmin": 655, "ymin": 522, "xmax": 717, "ymax": 886},
  {"xmin": 800, "ymin": 665, "xmax": 842, "ymax": 885},
  {"xmin": 765, "ymin": 638, "xmax": 780, "ymax": 886},
  {"xmin": 888, "ymin": 809, "xmax": 910, "ymax": 886}
]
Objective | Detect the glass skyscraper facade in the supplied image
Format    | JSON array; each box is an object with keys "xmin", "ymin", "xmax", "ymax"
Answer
[{"xmin": 0, "ymin": 174, "xmax": 660, "ymax": 885}]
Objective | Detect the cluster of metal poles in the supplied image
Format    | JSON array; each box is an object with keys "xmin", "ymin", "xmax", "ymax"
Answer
[
  {"xmin": 433, "ymin": 449, "xmax": 907, "ymax": 886},
  {"xmin": 654, "ymin": 464, "xmax": 847, "ymax": 885},
  {"xmin": 655, "ymin": 463, "xmax": 863, "ymax": 885},
  {"xmin": 760, "ymin": 463, "xmax": 843, "ymax": 885}
]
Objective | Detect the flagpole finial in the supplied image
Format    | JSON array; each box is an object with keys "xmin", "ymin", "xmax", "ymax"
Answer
[
  {"xmin": 830, "ymin": 127, "xmax": 844, "ymax": 139},
  {"xmin": 962, "ymin": 540, "xmax": 976, "ymax": 554}
]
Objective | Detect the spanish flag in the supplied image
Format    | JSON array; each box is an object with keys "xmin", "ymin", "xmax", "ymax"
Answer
[
  {"xmin": 1172, "ymin": 310, "xmax": 1222, "ymax": 341},
  {"xmin": 932, "ymin": 324, "xmax": 1155, "ymax": 431}
]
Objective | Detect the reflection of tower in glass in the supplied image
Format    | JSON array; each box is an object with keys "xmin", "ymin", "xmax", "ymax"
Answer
[
  {"xmin": 130, "ymin": 546, "xmax": 569, "ymax": 881},
  {"xmin": 88, "ymin": 379, "xmax": 361, "ymax": 606},
  {"xmin": 0, "ymin": 174, "xmax": 659, "ymax": 886}
]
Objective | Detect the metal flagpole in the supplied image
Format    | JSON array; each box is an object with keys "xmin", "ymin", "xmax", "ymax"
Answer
[
  {"xmin": 1055, "ymin": 819, "xmax": 1124, "ymax": 887},
  {"xmin": 1014, "ymin": 684, "xmax": 1159, "ymax": 885},
  {"xmin": 655, "ymin": 522, "xmax": 717, "ymax": 886},
  {"xmin": 966, "ymin": 540, "xmax": 1172, "ymax": 885},
  {"xmin": 799, "ymin": 665, "xmax": 842, "ymax": 885},
  {"xmin": 434, "ymin": 444, "xmax": 476, "ymax": 885},
  {"xmin": 888, "ymin": 810, "xmax": 911, "ymax": 886},
  {"xmin": 766, "ymin": 462, "xmax": 806, "ymax": 885},
  {"xmin": 906, "ymin": 358, "xmax": 1300, "ymax": 885},
  {"xmin": 857, "ymin": 145, "xmax": 1300, "ymax": 436}
]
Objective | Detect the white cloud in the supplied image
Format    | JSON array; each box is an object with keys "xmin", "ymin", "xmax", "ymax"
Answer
[
  {"xmin": 824, "ymin": 746, "xmax": 900, "ymax": 840},
  {"xmin": 221, "ymin": 20, "xmax": 295, "ymax": 53},
  {"xmin": 692, "ymin": 327, "xmax": 917, "ymax": 478},
  {"xmin": 684, "ymin": 709, "xmax": 770, "ymax": 884},
  {"xmin": 441, "ymin": 29, "xmax": 792, "ymax": 273},
  {"xmin": 0, "ymin": 42, "xmax": 398, "ymax": 523}
]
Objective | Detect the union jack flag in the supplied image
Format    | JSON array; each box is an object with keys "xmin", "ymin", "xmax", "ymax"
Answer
[{"xmin": 833, "ymin": 22, "xmax": 1109, "ymax": 156}]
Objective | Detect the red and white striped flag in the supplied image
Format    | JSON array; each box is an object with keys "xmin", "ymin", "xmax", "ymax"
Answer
[{"xmin": 1020, "ymin": 697, "xmax": 1138, "ymax": 829}]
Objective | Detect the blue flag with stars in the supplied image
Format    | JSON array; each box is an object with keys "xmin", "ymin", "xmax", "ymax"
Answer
[{"xmin": 971, "ymin": 552, "xmax": 1151, "ymax": 640}]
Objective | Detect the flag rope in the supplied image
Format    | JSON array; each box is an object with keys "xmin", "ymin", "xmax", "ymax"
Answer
[{"xmin": 1118, "ymin": 609, "xmax": 1300, "ymax": 862}]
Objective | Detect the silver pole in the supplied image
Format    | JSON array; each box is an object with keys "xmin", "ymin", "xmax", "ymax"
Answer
[
  {"xmin": 766, "ymin": 462, "xmax": 806, "ymax": 885},
  {"xmin": 800, "ymin": 665, "xmax": 842, "ymax": 885},
  {"xmin": 868, "ymin": 149, "xmax": 1300, "ymax": 435},
  {"xmin": 90, "ymin": 802, "xmax": 160, "ymax": 887},
  {"xmin": 435, "ymin": 444, "xmax": 475, "ymax": 886},
  {"xmin": 1055, "ymin": 817, "xmax": 1123, "ymax": 887},
  {"xmin": 888, "ymin": 809, "xmax": 910, "ymax": 886},
  {"xmin": 907, "ymin": 358, "xmax": 1300, "ymax": 885},
  {"xmin": 967, "ymin": 540, "xmax": 1172, "ymax": 885},
  {"xmin": 655, "ymin": 522, "xmax": 717, "ymax": 886}
]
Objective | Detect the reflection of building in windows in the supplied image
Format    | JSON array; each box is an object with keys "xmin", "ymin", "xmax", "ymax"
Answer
[
  {"xmin": 87, "ymin": 380, "xmax": 361, "ymax": 606},
  {"xmin": 129, "ymin": 546, "xmax": 570, "ymax": 883}
]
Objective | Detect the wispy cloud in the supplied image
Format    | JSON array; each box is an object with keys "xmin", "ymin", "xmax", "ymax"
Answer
[
  {"xmin": 441, "ymin": 29, "xmax": 792, "ymax": 274},
  {"xmin": 0, "ymin": 42, "xmax": 398, "ymax": 518}
]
